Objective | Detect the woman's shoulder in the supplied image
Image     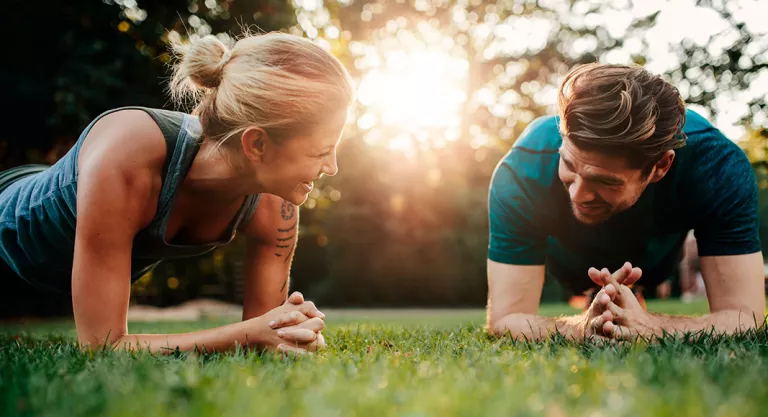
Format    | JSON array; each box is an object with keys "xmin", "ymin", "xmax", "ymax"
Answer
[
  {"xmin": 76, "ymin": 108, "xmax": 173, "ymax": 228},
  {"xmin": 80, "ymin": 108, "xmax": 170, "ymax": 166}
]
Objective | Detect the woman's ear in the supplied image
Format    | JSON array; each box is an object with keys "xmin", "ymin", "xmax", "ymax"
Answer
[{"xmin": 241, "ymin": 127, "xmax": 268, "ymax": 163}]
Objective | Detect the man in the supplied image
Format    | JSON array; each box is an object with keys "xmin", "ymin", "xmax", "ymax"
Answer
[{"xmin": 486, "ymin": 63, "xmax": 765, "ymax": 341}]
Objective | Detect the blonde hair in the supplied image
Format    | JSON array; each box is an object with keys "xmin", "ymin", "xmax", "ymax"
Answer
[
  {"xmin": 170, "ymin": 32, "xmax": 355, "ymax": 148},
  {"xmin": 558, "ymin": 63, "xmax": 686, "ymax": 174}
]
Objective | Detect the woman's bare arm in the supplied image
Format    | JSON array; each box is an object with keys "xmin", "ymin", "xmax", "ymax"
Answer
[
  {"xmin": 239, "ymin": 194, "xmax": 306, "ymax": 320},
  {"xmin": 71, "ymin": 110, "xmax": 320, "ymax": 353}
]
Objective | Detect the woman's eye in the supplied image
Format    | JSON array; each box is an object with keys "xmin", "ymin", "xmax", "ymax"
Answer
[{"xmin": 317, "ymin": 151, "xmax": 331, "ymax": 158}]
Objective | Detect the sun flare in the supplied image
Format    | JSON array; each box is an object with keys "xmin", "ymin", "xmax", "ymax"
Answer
[{"xmin": 352, "ymin": 27, "xmax": 469, "ymax": 156}]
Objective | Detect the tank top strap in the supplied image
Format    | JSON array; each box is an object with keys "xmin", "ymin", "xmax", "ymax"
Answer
[
  {"xmin": 233, "ymin": 194, "xmax": 263, "ymax": 231},
  {"xmin": 148, "ymin": 113, "xmax": 202, "ymax": 233},
  {"xmin": 136, "ymin": 107, "xmax": 186, "ymax": 180}
]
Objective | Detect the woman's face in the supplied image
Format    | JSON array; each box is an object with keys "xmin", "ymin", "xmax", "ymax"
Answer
[{"xmin": 250, "ymin": 110, "xmax": 347, "ymax": 205}]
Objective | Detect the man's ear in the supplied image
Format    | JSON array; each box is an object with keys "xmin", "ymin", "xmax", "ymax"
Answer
[
  {"xmin": 649, "ymin": 150, "xmax": 675, "ymax": 183},
  {"xmin": 241, "ymin": 127, "xmax": 268, "ymax": 163}
]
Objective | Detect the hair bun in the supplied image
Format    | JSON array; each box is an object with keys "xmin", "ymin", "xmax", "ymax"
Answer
[{"xmin": 181, "ymin": 35, "xmax": 232, "ymax": 89}]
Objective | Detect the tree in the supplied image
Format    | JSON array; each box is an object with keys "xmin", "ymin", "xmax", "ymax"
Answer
[{"xmin": 0, "ymin": 0, "xmax": 296, "ymax": 169}]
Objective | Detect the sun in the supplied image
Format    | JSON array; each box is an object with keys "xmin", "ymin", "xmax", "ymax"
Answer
[
  {"xmin": 351, "ymin": 25, "xmax": 469, "ymax": 156},
  {"xmin": 358, "ymin": 50, "xmax": 468, "ymax": 131}
]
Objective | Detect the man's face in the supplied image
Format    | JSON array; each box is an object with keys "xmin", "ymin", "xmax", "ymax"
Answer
[{"xmin": 558, "ymin": 138, "xmax": 653, "ymax": 225}]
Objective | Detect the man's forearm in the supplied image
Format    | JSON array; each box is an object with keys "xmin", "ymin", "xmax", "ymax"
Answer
[
  {"xmin": 648, "ymin": 309, "xmax": 764, "ymax": 337},
  {"xmin": 488, "ymin": 313, "xmax": 585, "ymax": 341}
]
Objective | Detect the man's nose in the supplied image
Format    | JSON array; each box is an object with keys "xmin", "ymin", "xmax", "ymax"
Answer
[{"xmin": 569, "ymin": 177, "xmax": 595, "ymax": 204}]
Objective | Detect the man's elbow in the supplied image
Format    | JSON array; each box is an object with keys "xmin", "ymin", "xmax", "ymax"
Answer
[
  {"xmin": 714, "ymin": 305, "xmax": 766, "ymax": 332},
  {"xmin": 734, "ymin": 298, "xmax": 766, "ymax": 329}
]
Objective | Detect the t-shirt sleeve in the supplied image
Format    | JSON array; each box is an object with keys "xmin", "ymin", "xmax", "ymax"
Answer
[
  {"xmin": 487, "ymin": 150, "xmax": 550, "ymax": 265},
  {"xmin": 690, "ymin": 131, "xmax": 761, "ymax": 257}
]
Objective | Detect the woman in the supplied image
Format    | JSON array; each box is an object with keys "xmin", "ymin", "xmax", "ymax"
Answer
[{"xmin": 0, "ymin": 32, "xmax": 355, "ymax": 354}]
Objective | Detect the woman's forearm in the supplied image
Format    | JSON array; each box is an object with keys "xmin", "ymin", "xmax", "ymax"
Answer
[{"xmin": 96, "ymin": 319, "xmax": 263, "ymax": 354}]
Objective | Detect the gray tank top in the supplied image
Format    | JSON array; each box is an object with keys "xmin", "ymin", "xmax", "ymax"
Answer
[{"xmin": 0, "ymin": 106, "xmax": 260, "ymax": 292}]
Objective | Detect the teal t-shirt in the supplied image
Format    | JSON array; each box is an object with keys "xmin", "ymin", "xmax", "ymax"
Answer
[{"xmin": 488, "ymin": 109, "xmax": 760, "ymax": 293}]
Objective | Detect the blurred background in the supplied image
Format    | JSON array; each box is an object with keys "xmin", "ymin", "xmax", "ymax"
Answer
[{"xmin": 1, "ymin": 0, "xmax": 767, "ymax": 314}]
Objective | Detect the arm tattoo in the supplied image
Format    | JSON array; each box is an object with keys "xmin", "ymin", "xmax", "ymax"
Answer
[
  {"xmin": 274, "ymin": 200, "xmax": 298, "ymax": 293},
  {"xmin": 283, "ymin": 244, "xmax": 296, "ymax": 264},
  {"xmin": 280, "ymin": 200, "xmax": 296, "ymax": 220},
  {"xmin": 275, "ymin": 200, "xmax": 298, "ymax": 267}
]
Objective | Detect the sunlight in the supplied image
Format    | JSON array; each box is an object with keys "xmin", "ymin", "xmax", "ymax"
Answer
[
  {"xmin": 358, "ymin": 50, "xmax": 467, "ymax": 131},
  {"xmin": 352, "ymin": 25, "xmax": 468, "ymax": 156}
]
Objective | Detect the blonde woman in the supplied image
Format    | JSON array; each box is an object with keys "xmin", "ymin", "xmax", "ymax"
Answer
[{"xmin": 0, "ymin": 32, "xmax": 355, "ymax": 354}]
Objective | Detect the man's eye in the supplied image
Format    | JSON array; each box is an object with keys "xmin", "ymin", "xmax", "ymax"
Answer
[{"xmin": 317, "ymin": 151, "xmax": 331, "ymax": 158}]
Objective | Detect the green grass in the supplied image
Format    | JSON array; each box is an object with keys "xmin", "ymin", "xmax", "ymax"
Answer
[{"xmin": 3, "ymin": 298, "xmax": 766, "ymax": 417}]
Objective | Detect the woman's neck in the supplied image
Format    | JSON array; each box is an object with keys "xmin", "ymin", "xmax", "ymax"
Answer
[{"xmin": 182, "ymin": 141, "xmax": 263, "ymax": 202}]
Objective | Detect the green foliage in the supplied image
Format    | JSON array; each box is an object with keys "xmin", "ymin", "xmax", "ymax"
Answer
[
  {"xmin": 0, "ymin": 0, "xmax": 296, "ymax": 168},
  {"xmin": 667, "ymin": 0, "xmax": 768, "ymax": 124},
  {"xmin": 738, "ymin": 127, "xmax": 768, "ymax": 253}
]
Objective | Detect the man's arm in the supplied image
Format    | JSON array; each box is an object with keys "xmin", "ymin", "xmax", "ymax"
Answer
[
  {"xmin": 240, "ymin": 194, "xmax": 301, "ymax": 320},
  {"xmin": 486, "ymin": 260, "xmax": 586, "ymax": 340},
  {"xmin": 665, "ymin": 252, "xmax": 764, "ymax": 332},
  {"xmin": 648, "ymin": 125, "xmax": 765, "ymax": 334},
  {"xmin": 484, "ymin": 117, "xmax": 615, "ymax": 340},
  {"xmin": 603, "ymin": 253, "xmax": 765, "ymax": 340}
]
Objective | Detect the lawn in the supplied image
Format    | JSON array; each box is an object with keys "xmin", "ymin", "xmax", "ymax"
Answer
[{"xmin": 2, "ymin": 299, "xmax": 768, "ymax": 417}]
